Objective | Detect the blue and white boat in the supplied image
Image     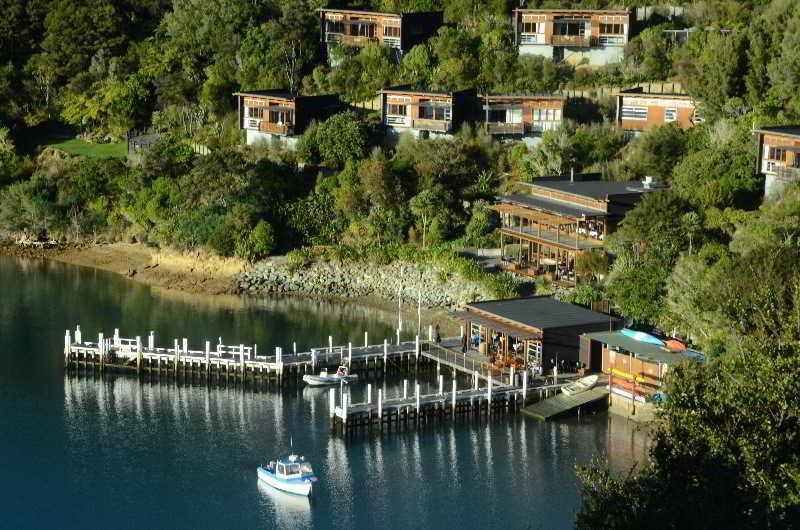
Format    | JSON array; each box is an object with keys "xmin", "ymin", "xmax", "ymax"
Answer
[{"xmin": 257, "ymin": 454, "xmax": 318, "ymax": 496}]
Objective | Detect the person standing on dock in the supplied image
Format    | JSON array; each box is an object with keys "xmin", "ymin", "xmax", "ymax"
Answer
[{"xmin": 461, "ymin": 333, "xmax": 467, "ymax": 353}]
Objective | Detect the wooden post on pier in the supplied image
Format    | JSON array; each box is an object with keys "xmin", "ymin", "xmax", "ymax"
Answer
[
  {"xmin": 383, "ymin": 339, "xmax": 388, "ymax": 371},
  {"xmin": 452, "ymin": 378, "xmax": 457, "ymax": 415},
  {"xmin": 293, "ymin": 342, "xmax": 297, "ymax": 355},
  {"xmin": 148, "ymin": 331, "xmax": 154, "ymax": 350},
  {"xmin": 522, "ymin": 372, "xmax": 528, "ymax": 402},
  {"xmin": 205, "ymin": 341, "xmax": 210, "ymax": 374},
  {"xmin": 428, "ymin": 325, "xmax": 433, "ymax": 342},
  {"xmin": 239, "ymin": 344, "xmax": 245, "ymax": 375},
  {"xmin": 75, "ymin": 325, "xmax": 82, "ymax": 345},
  {"xmin": 64, "ymin": 330, "xmax": 71, "ymax": 366},
  {"xmin": 438, "ymin": 374, "xmax": 444, "ymax": 395},
  {"xmin": 328, "ymin": 335, "xmax": 333, "ymax": 354},
  {"xmin": 403, "ymin": 379, "xmax": 408, "ymax": 399},
  {"xmin": 415, "ymin": 335, "xmax": 420, "ymax": 360},
  {"xmin": 364, "ymin": 331, "xmax": 368, "ymax": 347},
  {"xmin": 377, "ymin": 389, "xmax": 383, "ymax": 428},
  {"xmin": 367, "ymin": 383, "xmax": 372, "ymax": 404},
  {"xmin": 114, "ymin": 328, "xmax": 120, "ymax": 346},
  {"xmin": 396, "ymin": 328, "xmax": 400, "ymax": 345},
  {"xmin": 348, "ymin": 342, "xmax": 352, "ymax": 368},
  {"xmin": 473, "ymin": 371, "xmax": 479, "ymax": 390},
  {"xmin": 329, "ymin": 388, "xmax": 336, "ymax": 420},
  {"xmin": 415, "ymin": 383, "xmax": 421, "ymax": 421},
  {"xmin": 487, "ymin": 377, "xmax": 492, "ymax": 415},
  {"xmin": 136, "ymin": 336, "xmax": 142, "ymax": 373},
  {"xmin": 98, "ymin": 333, "xmax": 104, "ymax": 370}
]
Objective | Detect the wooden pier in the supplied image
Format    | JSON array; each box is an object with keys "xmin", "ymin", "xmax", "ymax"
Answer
[{"xmin": 520, "ymin": 387, "xmax": 608, "ymax": 421}]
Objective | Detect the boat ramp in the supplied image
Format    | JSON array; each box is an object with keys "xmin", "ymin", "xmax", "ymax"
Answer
[{"xmin": 521, "ymin": 386, "xmax": 609, "ymax": 421}]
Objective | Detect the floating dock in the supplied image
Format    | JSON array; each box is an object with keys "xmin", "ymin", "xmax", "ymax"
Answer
[{"xmin": 521, "ymin": 387, "xmax": 608, "ymax": 420}]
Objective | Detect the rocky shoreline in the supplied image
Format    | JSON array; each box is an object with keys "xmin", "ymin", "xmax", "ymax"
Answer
[{"xmin": 235, "ymin": 259, "xmax": 497, "ymax": 309}]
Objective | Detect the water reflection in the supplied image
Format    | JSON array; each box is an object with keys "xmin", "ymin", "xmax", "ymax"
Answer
[{"xmin": 256, "ymin": 480, "xmax": 312, "ymax": 530}]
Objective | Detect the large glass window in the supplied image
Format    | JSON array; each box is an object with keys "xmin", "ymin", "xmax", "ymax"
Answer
[
  {"xmin": 383, "ymin": 25, "xmax": 400, "ymax": 38},
  {"xmin": 420, "ymin": 105, "xmax": 450, "ymax": 121},
  {"xmin": 326, "ymin": 20, "xmax": 344, "ymax": 33},
  {"xmin": 621, "ymin": 106, "xmax": 648, "ymax": 120},
  {"xmin": 387, "ymin": 103, "xmax": 406, "ymax": 116},
  {"xmin": 247, "ymin": 107, "xmax": 263, "ymax": 119},
  {"xmin": 599, "ymin": 23, "xmax": 624, "ymax": 34},
  {"xmin": 768, "ymin": 147, "xmax": 787, "ymax": 161}
]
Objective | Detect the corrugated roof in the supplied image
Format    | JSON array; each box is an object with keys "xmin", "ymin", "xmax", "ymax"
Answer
[
  {"xmin": 466, "ymin": 296, "xmax": 617, "ymax": 331},
  {"xmin": 499, "ymin": 194, "xmax": 608, "ymax": 218},
  {"xmin": 755, "ymin": 126, "xmax": 800, "ymax": 138},
  {"xmin": 533, "ymin": 180, "xmax": 664, "ymax": 200},
  {"xmin": 583, "ymin": 331, "xmax": 704, "ymax": 366}
]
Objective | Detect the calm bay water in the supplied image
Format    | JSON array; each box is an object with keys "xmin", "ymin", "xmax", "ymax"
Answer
[{"xmin": 0, "ymin": 255, "xmax": 648, "ymax": 530}]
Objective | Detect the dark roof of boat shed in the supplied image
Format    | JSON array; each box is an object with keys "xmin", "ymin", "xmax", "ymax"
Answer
[{"xmin": 465, "ymin": 296, "xmax": 618, "ymax": 331}]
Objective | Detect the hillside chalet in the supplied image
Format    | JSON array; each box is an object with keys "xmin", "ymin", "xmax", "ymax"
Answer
[
  {"xmin": 450, "ymin": 296, "xmax": 621, "ymax": 372},
  {"xmin": 755, "ymin": 126, "xmax": 800, "ymax": 201},
  {"xmin": 616, "ymin": 88, "xmax": 700, "ymax": 136},
  {"xmin": 513, "ymin": 8, "xmax": 631, "ymax": 65},
  {"xmin": 491, "ymin": 174, "xmax": 663, "ymax": 284},
  {"xmin": 319, "ymin": 8, "xmax": 442, "ymax": 61},
  {"xmin": 234, "ymin": 91, "xmax": 341, "ymax": 148},
  {"xmin": 380, "ymin": 86, "xmax": 476, "ymax": 139},
  {"xmin": 481, "ymin": 94, "xmax": 565, "ymax": 143}
]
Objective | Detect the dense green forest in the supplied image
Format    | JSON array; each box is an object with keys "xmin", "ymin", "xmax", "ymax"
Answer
[{"xmin": 2, "ymin": 0, "xmax": 800, "ymax": 527}]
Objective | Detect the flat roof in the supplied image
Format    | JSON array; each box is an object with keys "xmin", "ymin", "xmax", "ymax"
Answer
[
  {"xmin": 466, "ymin": 296, "xmax": 618, "ymax": 331},
  {"xmin": 381, "ymin": 85, "xmax": 461, "ymax": 97},
  {"xmin": 514, "ymin": 8, "xmax": 630, "ymax": 15},
  {"xmin": 499, "ymin": 194, "xmax": 608, "ymax": 218},
  {"xmin": 482, "ymin": 93, "xmax": 565, "ymax": 100},
  {"xmin": 583, "ymin": 331, "xmax": 704, "ymax": 365},
  {"xmin": 532, "ymin": 179, "xmax": 664, "ymax": 200},
  {"xmin": 617, "ymin": 88, "xmax": 693, "ymax": 99},
  {"xmin": 755, "ymin": 126, "xmax": 800, "ymax": 139},
  {"xmin": 319, "ymin": 7, "xmax": 441, "ymax": 17}
]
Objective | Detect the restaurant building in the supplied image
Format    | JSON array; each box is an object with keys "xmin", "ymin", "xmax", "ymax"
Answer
[
  {"xmin": 451, "ymin": 296, "xmax": 621, "ymax": 372},
  {"xmin": 754, "ymin": 126, "xmax": 800, "ymax": 201},
  {"xmin": 513, "ymin": 8, "xmax": 631, "ymax": 65},
  {"xmin": 379, "ymin": 86, "xmax": 476, "ymax": 139},
  {"xmin": 480, "ymin": 93, "xmax": 565, "ymax": 144},
  {"xmin": 234, "ymin": 91, "xmax": 341, "ymax": 148},
  {"xmin": 615, "ymin": 87, "xmax": 700, "ymax": 136},
  {"xmin": 319, "ymin": 8, "xmax": 443, "ymax": 61},
  {"xmin": 491, "ymin": 174, "xmax": 663, "ymax": 284}
]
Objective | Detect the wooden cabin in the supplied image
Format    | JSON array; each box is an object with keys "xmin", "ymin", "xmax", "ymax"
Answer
[
  {"xmin": 615, "ymin": 88, "xmax": 700, "ymax": 136},
  {"xmin": 491, "ymin": 174, "xmax": 663, "ymax": 284},
  {"xmin": 319, "ymin": 8, "xmax": 442, "ymax": 61},
  {"xmin": 234, "ymin": 91, "xmax": 341, "ymax": 148},
  {"xmin": 513, "ymin": 8, "xmax": 631, "ymax": 65},
  {"xmin": 451, "ymin": 296, "xmax": 620, "ymax": 372},
  {"xmin": 755, "ymin": 126, "xmax": 800, "ymax": 201},
  {"xmin": 480, "ymin": 94, "xmax": 565, "ymax": 141},
  {"xmin": 379, "ymin": 86, "xmax": 476, "ymax": 139}
]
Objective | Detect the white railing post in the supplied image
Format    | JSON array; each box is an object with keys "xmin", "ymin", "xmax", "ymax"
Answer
[
  {"xmin": 377, "ymin": 389, "xmax": 383, "ymax": 423},
  {"xmin": 64, "ymin": 330, "xmax": 71, "ymax": 354},
  {"xmin": 114, "ymin": 328, "xmax": 120, "ymax": 347},
  {"xmin": 396, "ymin": 328, "xmax": 400, "ymax": 345},
  {"xmin": 438, "ymin": 374, "xmax": 444, "ymax": 395},
  {"xmin": 487, "ymin": 377, "xmax": 492, "ymax": 415},
  {"xmin": 148, "ymin": 331, "xmax": 154, "ymax": 351},
  {"xmin": 474, "ymin": 370, "xmax": 479, "ymax": 390},
  {"xmin": 415, "ymin": 383, "xmax": 421, "ymax": 418},
  {"xmin": 329, "ymin": 388, "xmax": 336, "ymax": 418},
  {"xmin": 383, "ymin": 339, "xmax": 388, "ymax": 366},
  {"xmin": 367, "ymin": 383, "xmax": 372, "ymax": 404},
  {"xmin": 98, "ymin": 333, "xmax": 104, "ymax": 356},
  {"xmin": 403, "ymin": 379, "xmax": 408, "ymax": 399},
  {"xmin": 415, "ymin": 335, "xmax": 420, "ymax": 360},
  {"xmin": 452, "ymin": 378, "xmax": 457, "ymax": 415},
  {"xmin": 205, "ymin": 341, "xmax": 210, "ymax": 365},
  {"xmin": 428, "ymin": 325, "xmax": 433, "ymax": 342},
  {"xmin": 510, "ymin": 365, "xmax": 515, "ymax": 387},
  {"xmin": 364, "ymin": 331, "xmax": 368, "ymax": 348},
  {"xmin": 293, "ymin": 342, "xmax": 297, "ymax": 355},
  {"xmin": 75, "ymin": 325, "xmax": 82, "ymax": 345},
  {"xmin": 328, "ymin": 335, "xmax": 333, "ymax": 354},
  {"xmin": 183, "ymin": 338, "xmax": 188, "ymax": 356},
  {"xmin": 522, "ymin": 372, "xmax": 528, "ymax": 402},
  {"xmin": 348, "ymin": 342, "xmax": 352, "ymax": 368},
  {"xmin": 311, "ymin": 349, "xmax": 316, "ymax": 370}
]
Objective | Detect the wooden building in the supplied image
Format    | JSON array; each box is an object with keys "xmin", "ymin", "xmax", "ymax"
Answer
[
  {"xmin": 491, "ymin": 174, "xmax": 663, "ymax": 284},
  {"xmin": 513, "ymin": 8, "xmax": 631, "ymax": 65},
  {"xmin": 480, "ymin": 93, "xmax": 565, "ymax": 143},
  {"xmin": 581, "ymin": 330, "xmax": 704, "ymax": 403},
  {"xmin": 451, "ymin": 296, "xmax": 620, "ymax": 372},
  {"xmin": 234, "ymin": 91, "xmax": 341, "ymax": 148},
  {"xmin": 755, "ymin": 126, "xmax": 800, "ymax": 201},
  {"xmin": 319, "ymin": 8, "xmax": 443, "ymax": 61},
  {"xmin": 615, "ymin": 87, "xmax": 700, "ymax": 136},
  {"xmin": 380, "ymin": 86, "xmax": 476, "ymax": 139}
]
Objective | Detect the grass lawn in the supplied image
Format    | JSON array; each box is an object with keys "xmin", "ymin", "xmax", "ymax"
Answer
[{"xmin": 39, "ymin": 136, "xmax": 127, "ymax": 159}]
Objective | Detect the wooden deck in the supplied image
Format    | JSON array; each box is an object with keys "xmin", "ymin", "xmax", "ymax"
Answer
[{"xmin": 521, "ymin": 387, "xmax": 608, "ymax": 420}]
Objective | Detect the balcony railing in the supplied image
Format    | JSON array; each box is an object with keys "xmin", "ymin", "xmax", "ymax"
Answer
[
  {"xmin": 385, "ymin": 115, "xmax": 409, "ymax": 126},
  {"xmin": 519, "ymin": 33, "xmax": 544, "ymax": 45},
  {"xmin": 325, "ymin": 32, "xmax": 343, "ymax": 43},
  {"xmin": 551, "ymin": 34, "xmax": 591, "ymax": 47},
  {"xmin": 486, "ymin": 122, "xmax": 524, "ymax": 135},
  {"xmin": 259, "ymin": 121, "xmax": 293, "ymax": 136},
  {"xmin": 412, "ymin": 118, "xmax": 451, "ymax": 132},
  {"xmin": 775, "ymin": 164, "xmax": 800, "ymax": 181},
  {"xmin": 382, "ymin": 36, "xmax": 401, "ymax": 49}
]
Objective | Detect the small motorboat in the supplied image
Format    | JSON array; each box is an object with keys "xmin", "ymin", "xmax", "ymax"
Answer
[
  {"xmin": 302, "ymin": 366, "xmax": 358, "ymax": 386},
  {"xmin": 561, "ymin": 375, "xmax": 599, "ymax": 396},
  {"xmin": 257, "ymin": 454, "xmax": 318, "ymax": 496}
]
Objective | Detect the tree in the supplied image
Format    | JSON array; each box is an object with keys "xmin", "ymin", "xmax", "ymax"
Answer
[
  {"xmin": 768, "ymin": 8, "xmax": 800, "ymax": 117},
  {"xmin": 682, "ymin": 31, "xmax": 748, "ymax": 119},
  {"xmin": 313, "ymin": 111, "xmax": 373, "ymax": 168},
  {"xmin": 409, "ymin": 187, "xmax": 439, "ymax": 248}
]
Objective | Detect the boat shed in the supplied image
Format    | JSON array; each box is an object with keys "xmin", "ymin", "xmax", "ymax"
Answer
[{"xmin": 451, "ymin": 296, "xmax": 621, "ymax": 372}]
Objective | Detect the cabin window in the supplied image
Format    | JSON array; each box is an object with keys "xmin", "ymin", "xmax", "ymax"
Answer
[
  {"xmin": 387, "ymin": 103, "xmax": 407, "ymax": 116},
  {"xmin": 420, "ymin": 105, "xmax": 450, "ymax": 121},
  {"xmin": 599, "ymin": 23, "xmax": 624, "ymax": 34},
  {"xmin": 285, "ymin": 464, "xmax": 300, "ymax": 474},
  {"xmin": 383, "ymin": 25, "xmax": 400, "ymax": 38},
  {"xmin": 621, "ymin": 106, "xmax": 648, "ymax": 120},
  {"xmin": 277, "ymin": 463, "xmax": 285, "ymax": 474},
  {"xmin": 520, "ymin": 21, "xmax": 544, "ymax": 33},
  {"xmin": 553, "ymin": 20, "xmax": 587, "ymax": 36},
  {"xmin": 326, "ymin": 20, "xmax": 344, "ymax": 33},
  {"xmin": 768, "ymin": 147, "xmax": 787, "ymax": 161},
  {"xmin": 533, "ymin": 108, "xmax": 561, "ymax": 121},
  {"xmin": 351, "ymin": 22, "xmax": 375, "ymax": 38},
  {"xmin": 664, "ymin": 108, "xmax": 677, "ymax": 122},
  {"xmin": 248, "ymin": 107, "xmax": 263, "ymax": 119},
  {"xmin": 488, "ymin": 109, "xmax": 506, "ymax": 122}
]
